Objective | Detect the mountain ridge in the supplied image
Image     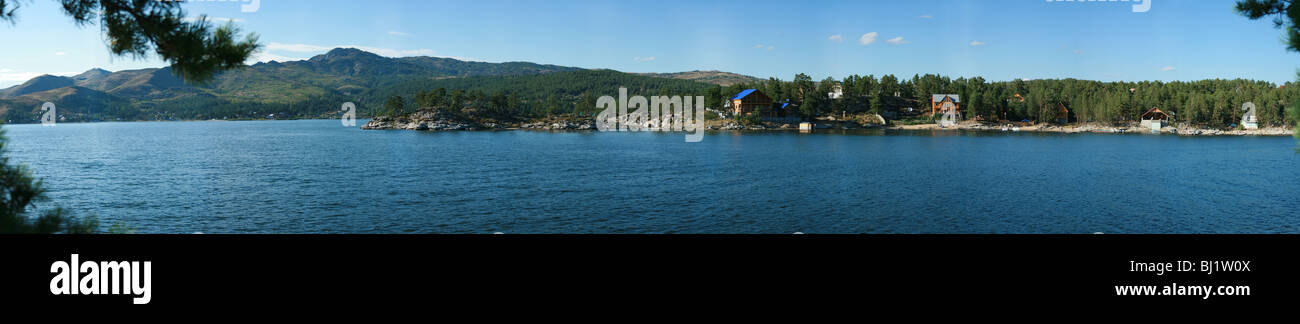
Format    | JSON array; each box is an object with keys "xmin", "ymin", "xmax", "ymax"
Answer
[
  {"xmin": 0, "ymin": 48, "xmax": 739, "ymax": 123},
  {"xmin": 636, "ymin": 70, "xmax": 762, "ymax": 86}
]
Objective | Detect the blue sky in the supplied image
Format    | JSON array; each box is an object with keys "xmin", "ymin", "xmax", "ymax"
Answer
[{"xmin": 0, "ymin": 0, "xmax": 1297, "ymax": 87}]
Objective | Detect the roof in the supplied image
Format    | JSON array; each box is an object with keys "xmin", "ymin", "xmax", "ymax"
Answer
[
  {"xmin": 1141, "ymin": 107, "xmax": 1170, "ymax": 119},
  {"xmin": 731, "ymin": 89, "xmax": 758, "ymax": 100},
  {"xmin": 932, "ymin": 94, "xmax": 960, "ymax": 103}
]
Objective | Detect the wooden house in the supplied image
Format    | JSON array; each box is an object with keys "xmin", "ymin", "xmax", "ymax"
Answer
[
  {"xmin": 1054, "ymin": 103, "xmax": 1070, "ymax": 124},
  {"xmin": 931, "ymin": 94, "xmax": 960, "ymax": 116},
  {"xmin": 730, "ymin": 89, "xmax": 772, "ymax": 116}
]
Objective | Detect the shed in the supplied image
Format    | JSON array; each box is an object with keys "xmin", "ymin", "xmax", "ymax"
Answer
[{"xmin": 1140, "ymin": 107, "xmax": 1170, "ymax": 129}]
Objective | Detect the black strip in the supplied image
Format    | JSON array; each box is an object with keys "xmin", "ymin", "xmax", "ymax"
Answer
[{"xmin": 2, "ymin": 235, "xmax": 1293, "ymax": 312}]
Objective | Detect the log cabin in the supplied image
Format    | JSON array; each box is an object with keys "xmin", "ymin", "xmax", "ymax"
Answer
[{"xmin": 931, "ymin": 94, "xmax": 960, "ymax": 116}]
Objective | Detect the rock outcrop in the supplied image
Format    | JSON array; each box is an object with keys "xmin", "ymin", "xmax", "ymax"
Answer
[
  {"xmin": 519, "ymin": 119, "xmax": 595, "ymax": 130},
  {"xmin": 361, "ymin": 109, "xmax": 478, "ymax": 130}
]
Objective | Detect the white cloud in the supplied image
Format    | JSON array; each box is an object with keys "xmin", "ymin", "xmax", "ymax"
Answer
[
  {"xmin": 886, "ymin": 36, "xmax": 909, "ymax": 45},
  {"xmin": 859, "ymin": 32, "xmax": 878, "ymax": 45},
  {"xmin": 248, "ymin": 52, "xmax": 310, "ymax": 64},
  {"xmin": 265, "ymin": 42, "xmax": 437, "ymax": 58},
  {"xmin": 919, "ymin": 14, "xmax": 933, "ymax": 19},
  {"xmin": 0, "ymin": 69, "xmax": 77, "ymax": 87},
  {"xmin": 54, "ymin": 52, "xmax": 67, "ymax": 56},
  {"xmin": 0, "ymin": 71, "xmax": 45, "ymax": 83},
  {"xmin": 1160, "ymin": 66, "xmax": 1177, "ymax": 71},
  {"xmin": 766, "ymin": 45, "xmax": 774, "ymax": 51},
  {"xmin": 1073, "ymin": 49, "xmax": 1084, "ymax": 55},
  {"xmin": 969, "ymin": 41, "xmax": 986, "ymax": 46},
  {"xmin": 387, "ymin": 31, "xmax": 411, "ymax": 36},
  {"xmin": 754, "ymin": 44, "xmax": 765, "ymax": 49},
  {"xmin": 633, "ymin": 56, "xmax": 655, "ymax": 62},
  {"xmin": 828, "ymin": 34, "xmax": 843, "ymax": 42}
]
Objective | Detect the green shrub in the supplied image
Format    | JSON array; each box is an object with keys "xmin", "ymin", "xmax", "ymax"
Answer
[{"xmin": 0, "ymin": 129, "xmax": 95, "ymax": 234}]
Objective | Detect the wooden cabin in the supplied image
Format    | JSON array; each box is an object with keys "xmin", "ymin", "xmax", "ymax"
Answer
[
  {"xmin": 931, "ymin": 94, "xmax": 960, "ymax": 116},
  {"xmin": 1140, "ymin": 107, "xmax": 1170, "ymax": 129},
  {"xmin": 1054, "ymin": 103, "xmax": 1070, "ymax": 124},
  {"xmin": 731, "ymin": 89, "xmax": 772, "ymax": 116},
  {"xmin": 1141, "ymin": 107, "xmax": 1169, "ymax": 121}
]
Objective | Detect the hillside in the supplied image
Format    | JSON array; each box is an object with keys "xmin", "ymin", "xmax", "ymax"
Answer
[
  {"xmin": 369, "ymin": 69, "xmax": 720, "ymax": 116},
  {"xmin": 638, "ymin": 70, "xmax": 761, "ymax": 86},
  {"xmin": 0, "ymin": 75, "xmax": 76, "ymax": 98},
  {"xmin": 70, "ymin": 68, "xmax": 111, "ymax": 85},
  {"xmin": 0, "ymin": 86, "xmax": 134, "ymax": 123},
  {"xmin": 0, "ymin": 47, "xmax": 736, "ymax": 123}
]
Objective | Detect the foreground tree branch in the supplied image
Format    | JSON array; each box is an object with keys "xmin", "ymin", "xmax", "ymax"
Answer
[{"xmin": 1, "ymin": 0, "xmax": 261, "ymax": 83}]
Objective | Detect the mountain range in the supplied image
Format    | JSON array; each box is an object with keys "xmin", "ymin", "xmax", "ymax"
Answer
[{"xmin": 0, "ymin": 48, "xmax": 759, "ymax": 123}]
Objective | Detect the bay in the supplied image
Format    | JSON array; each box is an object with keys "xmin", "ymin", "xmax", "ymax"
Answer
[{"xmin": 4, "ymin": 119, "xmax": 1297, "ymax": 233}]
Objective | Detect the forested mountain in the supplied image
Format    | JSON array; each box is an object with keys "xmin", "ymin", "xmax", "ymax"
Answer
[
  {"xmin": 367, "ymin": 69, "xmax": 721, "ymax": 117},
  {"xmin": 0, "ymin": 47, "xmax": 726, "ymax": 123},
  {"xmin": 0, "ymin": 48, "xmax": 590, "ymax": 123}
]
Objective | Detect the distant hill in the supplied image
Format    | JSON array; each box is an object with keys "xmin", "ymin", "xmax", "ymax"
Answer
[
  {"xmin": 0, "ymin": 47, "xmax": 743, "ymax": 123},
  {"xmin": 372, "ymin": 69, "xmax": 717, "ymax": 113},
  {"xmin": 0, "ymin": 75, "xmax": 76, "ymax": 98},
  {"xmin": 638, "ymin": 70, "xmax": 761, "ymax": 86},
  {"xmin": 71, "ymin": 68, "xmax": 111, "ymax": 84},
  {"xmin": 0, "ymin": 86, "xmax": 132, "ymax": 122}
]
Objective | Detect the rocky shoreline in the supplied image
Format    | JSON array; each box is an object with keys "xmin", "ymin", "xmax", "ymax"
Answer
[
  {"xmin": 889, "ymin": 121, "xmax": 1294, "ymax": 136},
  {"xmin": 362, "ymin": 111, "xmax": 1293, "ymax": 137},
  {"xmin": 360, "ymin": 109, "xmax": 599, "ymax": 131},
  {"xmin": 361, "ymin": 110, "xmax": 479, "ymax": 130}
]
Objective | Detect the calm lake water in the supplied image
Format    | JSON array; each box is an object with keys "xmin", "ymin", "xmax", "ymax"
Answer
[{"xmin": 4, "ymin": 119, "xmax": 1298, "ymax": 233}]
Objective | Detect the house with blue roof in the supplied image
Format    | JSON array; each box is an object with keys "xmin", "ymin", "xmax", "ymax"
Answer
[{"xmin": 729, "ymin": 89, "xmax": 772, "ymax": 116}]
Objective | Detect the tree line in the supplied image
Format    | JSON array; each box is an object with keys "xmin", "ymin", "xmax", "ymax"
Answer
[
  {"xmin": 370, "ymin": 68, "xmax": 1299, "ymax": 129},
  {"xmin": 370, "ymin": 70, "xmax": 719, "ymax": 118},
  {"xmin": 717, "ymin": 74, "xmax": 1299, "ymax": 127}
]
